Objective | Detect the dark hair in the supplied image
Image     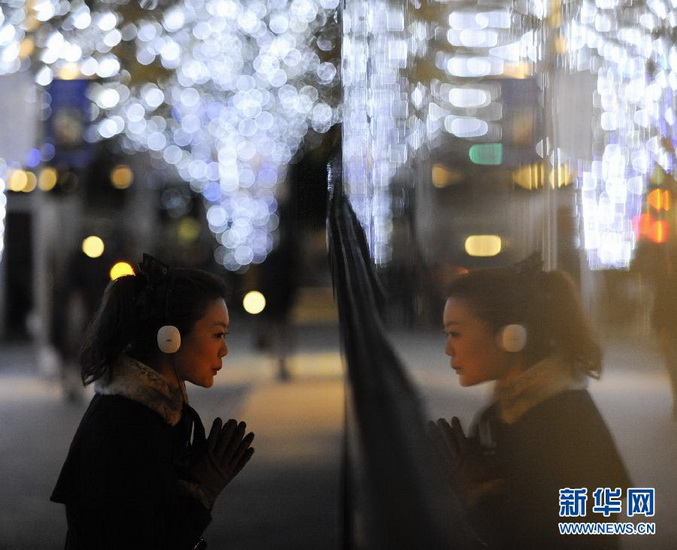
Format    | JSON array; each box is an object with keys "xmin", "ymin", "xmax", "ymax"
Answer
[
  {"xmin": 446, "ymin": 267, "xmax": 602, "ymax": 378},
  {"xmin": 80, "ymin": 264, "xmax": 229, "ymax": 385}
]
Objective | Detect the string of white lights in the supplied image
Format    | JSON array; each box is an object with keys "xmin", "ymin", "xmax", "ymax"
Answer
[
  {"xmin": 0, "ymin": 0, "xmax": 339, "ymax": 270},
  {"xmin": 2, "ymin": 0, "xmax": 675, "ymax": 270}
]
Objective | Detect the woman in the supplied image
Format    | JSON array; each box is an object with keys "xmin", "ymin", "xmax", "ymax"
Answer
[
  {"xmin": 51, "ymin": 255, "xmax": 255, "ymax": 549},
  {"xmin": 430, "ymin": 261, "xmax": 631, "ymax": 549}
]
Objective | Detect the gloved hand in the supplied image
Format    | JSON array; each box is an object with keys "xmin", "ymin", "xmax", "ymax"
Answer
[
  {"xmin": 428, "ymin": 417, "xmax": 502, "ymax": 508},
  {"xmin": 188, "ymin": 418, "xmax": 255, "ymax": 509}
]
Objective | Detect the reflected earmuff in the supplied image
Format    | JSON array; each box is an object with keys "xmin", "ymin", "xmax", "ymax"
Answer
[{"xmin": 497, "ymin": 324, "xmax": 527, "ymax": 353}]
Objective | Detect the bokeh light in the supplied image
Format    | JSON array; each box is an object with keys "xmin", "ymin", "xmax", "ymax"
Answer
[
  {"xmin": 82, "ymin": 235, "xmax": 105, "ymax": 258},
  {"xmin": 38, "ymin": 167, "xmax": 58, "ymax": 191},
  {"xmin": 243, "ymin": 290, "xmax": 266, "ymax": 315},
  {"xmin": 110, "ymin": 164, "xmax": 134, "ymax": 189},
  {"xmin": 110, "ymin": 261, "xmax": 135, "ymax": 280}
]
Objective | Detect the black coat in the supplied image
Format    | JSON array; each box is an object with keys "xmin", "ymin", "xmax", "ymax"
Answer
[
  {"xmin": 470, "ymin": 389, "xmax": 632, "ymax": 549},
  {"xmin": 51, "ymin": 394, "xmax": 211, "ymax": 550}
]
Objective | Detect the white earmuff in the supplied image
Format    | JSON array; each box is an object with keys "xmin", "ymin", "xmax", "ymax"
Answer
[
  {"xmin": 157, "ymin": 325, "xmax": 181, "ymax": 354},
  {"xmin": 497, "ymin": 324, "xmax": 527, "ymax": 353}
]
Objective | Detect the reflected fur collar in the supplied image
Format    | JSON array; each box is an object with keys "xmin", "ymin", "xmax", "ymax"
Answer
[
  {"xmin": 94, "ymin": 355, "xmax": 187, "ymax": 426},
  {"xmin": 494, "ymin": 355, "xmax": 588, "ymax": 425}
]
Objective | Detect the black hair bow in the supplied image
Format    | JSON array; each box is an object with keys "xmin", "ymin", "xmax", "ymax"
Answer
[
  {"xmin": 135, "ymin": 254, "xmax": 172, "ymax": 320},
  {"xmin": 513, "ymin": 252, "xmax": 543, "ymax": 278},
  {"xmin": 137, "ymin": 253, "xmax": 171, "ymax": 285}
]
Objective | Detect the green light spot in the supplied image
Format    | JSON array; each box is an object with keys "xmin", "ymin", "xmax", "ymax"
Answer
[{"xmin": 469, "ymin": 143, "xmax": 503, "ymax": 165}]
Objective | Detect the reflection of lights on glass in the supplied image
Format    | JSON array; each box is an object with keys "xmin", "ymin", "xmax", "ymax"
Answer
[
  {"xmin": 633, "ymin": 213, "xmax": 655, "ymax": 238},
  {"xmin": 82, "ymin": 236, "xmax": 105, "ymax": 258},
  {"xmin": 243, "ymin": 291, "xmax": 266, "ymax": 314},
  {"xmin": 647, "ymin": 188, "xmax": 672, "ymax": 211},
  {"xmin": 448, "ymin": 88, "xmax": 490, "ymax": 109},
  {"xmin": 110, "ymin": 261, "xmax": 135, "ymax": 280},
  {"xmin": 649, "ymin": 220, "xmax": 669, "ymax": 244},
  {"xmin": 550, "ymin": 164, "xmax": 573, "ymax": 188},
  {"xmin": 512, "ymin": 164, "xmax": 546, "ymax": 190},
  {"xmin": 446, "ymin": 117, "xmax": 489, "ymax": 138},
  {"xmin": 110, "ymin": 164, "xmax": 133, "ymax": 189},
  {"xmin": 469, "ymin": 143, "xmax": 503, "ymax": 165},
  {"xmin": 465, "ymin": 235, "xmax": 502, "ymax": 257},
  {"xmin": 432, "ymin": 164, "xmax": 463, "ymax": 188}
]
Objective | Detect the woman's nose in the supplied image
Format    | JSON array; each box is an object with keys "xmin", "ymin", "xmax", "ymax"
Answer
[
  {"xmin": 445, "ymin": 338, "xmax": 453, "ymax": 357},
  {"xmin": 220, "ymin": 343, "xmax": 228, "ymax": 357}
]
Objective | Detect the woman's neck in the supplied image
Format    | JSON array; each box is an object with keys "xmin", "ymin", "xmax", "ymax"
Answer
[
  {"xmin": 496, "ymin": 354, "xmax": 529, "ymax": 389},
  {"xmin": 128, "ymin": 350, "xmax": 182, "ymax": 391}
]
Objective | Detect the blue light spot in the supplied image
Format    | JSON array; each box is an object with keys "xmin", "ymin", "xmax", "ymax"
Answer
[
  {"xmin": 42, "ymin": 143, "xmax": 56, "ymax": 161},
  {"xmin": 203, "ymin": 181, "xmax": 222, "ymax": 202},
  {"xmin": 25, "ymin": 148, "xmax": 42, "ymax": 168}
]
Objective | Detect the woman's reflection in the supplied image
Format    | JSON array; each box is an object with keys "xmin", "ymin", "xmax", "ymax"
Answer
[{"xmin": 430, "ymin": 260, "xmax": 631, "ymax": 549}]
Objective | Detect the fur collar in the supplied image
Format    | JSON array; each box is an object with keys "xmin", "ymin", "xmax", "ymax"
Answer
[
  {"xmin": 94, "ymin": 355, "xmax": 187, "ymax": 426},
  {"xmin": 494, "ymin": 355, "xmax": 588, "ymax": 425}
]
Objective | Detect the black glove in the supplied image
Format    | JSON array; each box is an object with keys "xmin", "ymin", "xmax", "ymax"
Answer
[
  {"xmin": 428, "ymin": 417, "xmax": 502, "ymax": 507},
  {"xmin": 188, "ymin": 418, "xmax": 255, "ymax": 508}
]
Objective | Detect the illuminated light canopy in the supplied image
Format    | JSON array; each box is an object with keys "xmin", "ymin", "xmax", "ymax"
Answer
[
  {"xmin": 243, "ymin": 290, "xmax": 266, "ymax": 315},
  {"xmin": 110, "ymin": 261, "xmax": 135, "ymax": 280},
  {"xmin": 465, "ymin": 235, "xmax": 502, "ymax": 257},
  {"xmin": 82, "ymin": 236, "xmax": 105, "ymax": 258},
  {"xmin": 0, "ymin": 0, "xmax": 340, "ymax": 270}
]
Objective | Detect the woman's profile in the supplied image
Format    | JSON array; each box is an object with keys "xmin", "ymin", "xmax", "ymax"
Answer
[
  {"xmin": 430, "ymin": 258, "xmax": 631, "ymax": 549},
  {"xmin": 51, "ymin": 254, "xmax": 254, "ymax": 549}
]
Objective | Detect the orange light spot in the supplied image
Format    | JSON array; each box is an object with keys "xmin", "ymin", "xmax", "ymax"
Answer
[
  {"xmin": 647, "ymin": 189, "xmax": 672, "ymax": 211},
  {"xmin": 633, "ymin": 213, "xmax": 655, "ymax": 237},
  {"xmin": 649, "ymin": 220, "xmax": 670, "ymax": 244}
]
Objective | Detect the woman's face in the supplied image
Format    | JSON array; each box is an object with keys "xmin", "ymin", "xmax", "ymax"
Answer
[
  {"xmin": 174, "ymin": 298, "xmax": 229, "ymax": 388},
  {"xmin": 443, "ymin": 297, "xmax": 517, "ymax": 387}
]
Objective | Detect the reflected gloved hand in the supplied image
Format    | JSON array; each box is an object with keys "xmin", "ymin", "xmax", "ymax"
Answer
[
  {"xmin": 428, "ymin": 416, "xmax": 502, "ymax": 508},
  {"xmin": 188, "ymin": 418, "xmax": 255, "ymax": 509}
]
